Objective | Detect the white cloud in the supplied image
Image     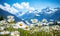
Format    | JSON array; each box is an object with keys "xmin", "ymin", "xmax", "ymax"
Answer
[
  {"xmin": 13, "ymin": 2, "xmax": 29, "ymax": 9},
  {"xmin": 13, "ymin": 2, "xmax": 35, "ymax": 13},
  {"xmin": 21, "ymin": 2, "xmax": 29, "ymax": 8},
  {"xmin": 13, "ymin": 3, "xmax": 23, "ymax": 9},
  {"xmin": 0, "ymin": 3, "xmax": 19, "ymax": 14}
]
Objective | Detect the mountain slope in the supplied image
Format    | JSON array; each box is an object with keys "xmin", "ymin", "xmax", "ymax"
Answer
[{"xmin": 0, "ymin": 9, "xmax": 24, "ymax": 22}]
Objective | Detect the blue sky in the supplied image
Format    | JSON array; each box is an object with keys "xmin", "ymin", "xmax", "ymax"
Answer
[{"xmin": 0, "ymin": 0, "xmax": 60, "ymax": 10}]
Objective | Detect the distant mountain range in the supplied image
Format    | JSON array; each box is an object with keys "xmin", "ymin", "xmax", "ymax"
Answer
[
  {"xmin": 16, "ymin": 7, "xmax": 60, "ymax": 22},
  {"xmin": 0, "ymin": 7, "xmax": 60, "ymax": 23}
]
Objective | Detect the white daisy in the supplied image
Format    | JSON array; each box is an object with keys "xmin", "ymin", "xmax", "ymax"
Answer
[
  {"xmin": 38, "ymin": 22, "xmax": 42, "ymax": 27},
  {"xmin": 43, "ymin": 23, "xmax": 49, "ymax": 26},
  {"xmin": 0, "ymin": 31, "xmax": 10, "ymax": 35},
  {"xmin": 7, "ymin": 19, "xmax": 15, "ymax": 23},
  {"xmin": 16, "ymin": 21, "xmax": 26, "ymax": 29},
  {"xmin": 31, "ymin": 19, "xmax": 38, "ymax": 23},
  {"xmin": 1, "ymin": 20, "xmax": 7, "ymax": 24},
  {"xmin": 49, "ymin": 22, "xmax": 54, "ymax": 24},
  {"xmin": 51, "ymin": 26, "xmax": 57, "ymax": 30},
  {"xmin": 40, "ymin": 26, "xmax": 50, "ymax": 32},
  {"xmin": 42, "ymin": 19, "xmax": 48, "ymax": 23},
  {"xmin": 30, "ymin": 24, "xmax": 34, "ymax": 28},
  {"xmin": 24, "ymin": 25, "xmax": 30, "ymax": 30},
  {"xmin": 7, "ymin": 15, "xmax": 14, "ymax": 19},
  {"xmin": 57, "ymin": 21, "xmax": 60, "ymax": 24},
  {"xmin": 6, "ymin": 25, "xmax": 10, "ymax": 28},
  {"xmin": 0, "ymin": 27, "xmax": 5, "ymax": 31},
  {"xmin": 13, "ymin": 25, "xmax": 19, "ymax": 29},
  {"xmin": 34, "ymin": 27, "xmax": 39, "ymax": 32},
  {"xmin": 11, "ymin": 31, "xmax": 20, "ymax": 36},
  {"xmin": 51, "ymin": 25, "xmax": 60, "ymax": 30},
  {"xmin": 29, "ymin": 30, "xmax": 35, "ymax": 34},
  {"xmin": 0, "ymin": 20, "xmax": 8, "ymax": 25}
]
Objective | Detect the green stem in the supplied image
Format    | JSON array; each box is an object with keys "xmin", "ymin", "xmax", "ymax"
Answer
[{"xmin": 26, "ymin": 33, "xmax": 27, "ymax": 36}]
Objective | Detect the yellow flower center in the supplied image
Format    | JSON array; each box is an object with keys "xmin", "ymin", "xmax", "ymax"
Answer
[
  {"xmin": 25, "ymin": 26, "xmax": 29, "ymax": 29},
  {"xmin": 19, "ymin": 23, "xmax": 23, "ymax": 26},
  {"xmin": 14, "ymin": 33, "xmax": 17, "ymax": 36},
  {"xmin": 33, "ymin": 20, "xmax": 36, "ymax": 22},
  {"xmin": 38, "ymin": 24, "xmax": 41, "ymax": 27}
]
